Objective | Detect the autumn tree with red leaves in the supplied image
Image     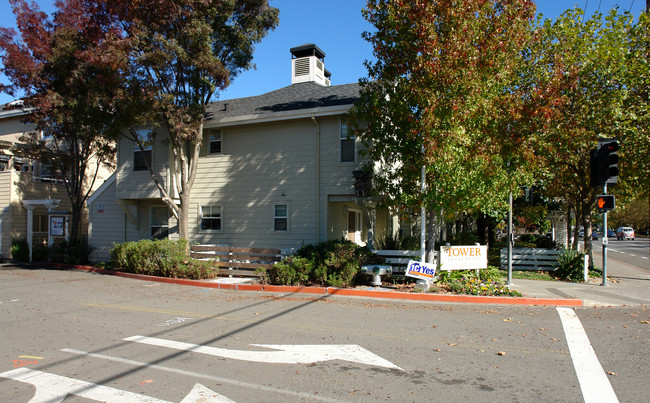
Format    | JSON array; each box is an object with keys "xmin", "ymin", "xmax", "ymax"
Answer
[
  {"xmin": 0, "ymin": 0, "xmax": 124, "ymax": 249},
  {"xmin": 351, "ymin": 0, "xmax": 538, "ymax": 254}
]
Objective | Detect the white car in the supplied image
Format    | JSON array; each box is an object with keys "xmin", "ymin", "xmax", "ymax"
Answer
[{"xmin": 616, "ymin": 227, "xmax": 635, "ymax": 240}]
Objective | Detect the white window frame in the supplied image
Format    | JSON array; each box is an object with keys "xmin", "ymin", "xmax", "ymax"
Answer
[
  {"xmin": 273, "ymin": 203, "xmax": 289, "ymax": 232},
  {"xmin": 150, "ymin": 206, "xmax": 169, "ymax": 239},
  {"xmin": 199, "ymin": 204, "xmax": 222, "ymax": 232},
  {"xmin": 133, "ymin": 129, "xmax": 153, "ymax": 172},
  {"xmin": 340, "ymin": 121, "xmax": 356, "ymax": 163},
  {"xmin": 208, "ymin": 130, "xmax": 222, "ymax": 154}
]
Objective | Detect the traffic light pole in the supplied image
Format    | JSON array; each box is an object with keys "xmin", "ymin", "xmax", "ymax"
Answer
[{"xmin": 601, "ymin": 183, "xmax": 608, "ymax": 286}]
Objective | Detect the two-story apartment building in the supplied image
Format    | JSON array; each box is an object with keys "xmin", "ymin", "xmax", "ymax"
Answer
[
  {"xmin": 0, "ymin": 101, "xmax": 116, "ymax": 262},
  {"xmin": 87, "ymin": 44, "xmax": 393, "ymax": 262},
  {"xmin": 0, "ymin": 103, "xmax": 72, "ymax": 261}
]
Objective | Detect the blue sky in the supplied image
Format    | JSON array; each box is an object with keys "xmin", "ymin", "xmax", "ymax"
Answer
[{"xmin": 0, "ymin": 0, "xmax": 646, "ymax": 105}]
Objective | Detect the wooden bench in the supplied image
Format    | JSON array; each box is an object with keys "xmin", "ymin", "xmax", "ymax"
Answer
[
  {"xmin": 500, "ymin": 248, "xmax": 560, "ymax": 271},
  {"xmin": 190, "ymin": 245, "xmax": 282, "ymax": 277}
]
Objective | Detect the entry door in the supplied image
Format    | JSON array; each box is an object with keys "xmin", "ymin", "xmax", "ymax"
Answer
[{"xmin": 347, "ymin": 210, "xmax": 362, "ymax": 244}]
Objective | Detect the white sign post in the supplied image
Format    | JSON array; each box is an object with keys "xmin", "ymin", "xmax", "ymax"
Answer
[{"xmin": 439, "ymin": 244, "xmax": 488, "ymax": 271}]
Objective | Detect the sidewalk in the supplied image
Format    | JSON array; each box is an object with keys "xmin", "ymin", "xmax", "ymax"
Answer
[
  {"xmin": 509, "ymin": 254, "xmax": 650, "ymax": 307},
  {"xmin": 5, "ymin": 256, "xmax": 649, "ymax": 307}
]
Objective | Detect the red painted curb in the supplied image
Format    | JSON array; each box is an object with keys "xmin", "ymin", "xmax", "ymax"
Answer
[{"xmin": 42, "ymin": 263, "xmax": 583, "ymax": 306}]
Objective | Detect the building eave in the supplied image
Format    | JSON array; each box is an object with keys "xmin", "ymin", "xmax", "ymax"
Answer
[{"xmin": 205, "ymin": 103, "xmax": 354, "ymax": 128}]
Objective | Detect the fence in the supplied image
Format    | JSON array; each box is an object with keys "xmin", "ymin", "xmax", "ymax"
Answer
[
  {"xmin": 500, "ymin": 248, "xmax": 560, "ymax": 271},
  {"xmin": 190, "ymin": 245, "xmax": 282, "ymax": 277}
]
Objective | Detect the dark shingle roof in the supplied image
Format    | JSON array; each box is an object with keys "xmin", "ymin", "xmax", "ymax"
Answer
[{"xmin": 206, "ymin": 82, "xmax": 360, "ymax": 124}]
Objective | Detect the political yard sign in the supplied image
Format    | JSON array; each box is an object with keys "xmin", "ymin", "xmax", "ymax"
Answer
[
  {"xmin": 439, "ymin": 245, "xmax": 488, "ymax": 271},
  {"xmin": 405, "ymin": 260, "xmax": 437, "ymax": 282}
]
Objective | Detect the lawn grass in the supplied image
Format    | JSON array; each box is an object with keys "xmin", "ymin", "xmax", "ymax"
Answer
[{"xmin": 499, "ymin": 269, "xmax": 557, "ymax": 281}]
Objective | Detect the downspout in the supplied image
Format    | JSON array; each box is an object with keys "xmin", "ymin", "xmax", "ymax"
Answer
[{"xmin": 311, "ymin": 115, "xmax": 321, "ymax": 242}]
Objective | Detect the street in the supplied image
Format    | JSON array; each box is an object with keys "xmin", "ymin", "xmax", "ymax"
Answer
[
  {"xmin": 1, "ymin": 265, "xmax": 648, "ymax": 402},
  {"xmin": 594, "ymin": 238, "xmax": 650, "ymax": 272}
]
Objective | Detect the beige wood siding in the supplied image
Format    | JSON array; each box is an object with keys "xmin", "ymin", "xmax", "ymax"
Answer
[
  {"xmin": 0, "ymin": 115, "xmax": 34, "ymax": 139},
  {"xmin": 319, "ymin": 116, "xmax": 358, "ymax": 192},
  {"xmin": 115, "ymin": 131, "xmax": 169, "ymax": 200},
  {"xmin": 10, "ymin": 172, "xmax": 73, "ymax": 243},
  {"xmin": 0, "ymin": 172, "xmax": 11, "ymax": 258},
  {"xmin": 88, "ymin": 179, "xmax": 124, "ymax": 263},
  {"xmin": 190, "ymin": 119, "xmax": 319, "ymax": 250}
]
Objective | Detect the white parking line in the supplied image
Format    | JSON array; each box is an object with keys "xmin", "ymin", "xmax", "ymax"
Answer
[{"xmin": 556, "ymin": 308, "xmax": 619, "ymax": 403}]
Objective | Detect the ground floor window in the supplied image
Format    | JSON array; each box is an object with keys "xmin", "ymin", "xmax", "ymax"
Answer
[
  {"xmin": 273, "ymin": 204, "xmax": 288, "ymax": 232},
  {"xmin": 200, "ymin": 205, "xmax": 222, "ymax": 231},
  {"xmin": 150, "ymin": 207, "xmax": 169, "ymax": 239}
]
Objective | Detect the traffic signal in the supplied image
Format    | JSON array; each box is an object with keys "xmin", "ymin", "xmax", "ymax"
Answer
[
  {"xmin": 596, "ymin": 195, "xmax": 615, "ymax": 212},
  {"xmin": 590, "ymin": 139, "xmax": 619, "ymax": 187}
]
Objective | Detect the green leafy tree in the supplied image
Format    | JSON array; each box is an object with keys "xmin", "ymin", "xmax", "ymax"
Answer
[
  {"xmin": 618, "ymin": 11, "xmax": 649, "ymax": 204},
  {"xmin": 350, "ymin": 0, "xmax": 538, "ymax": 254},
  {"xmin": 99, "ymin": 0, "xmax": 279, "ymax": 240},
  {"xmin": 0, "ymin": 0, "xmax": 121, "ymax": 244},
  {"xmin": 528, "ymin": 9, "xmax": 640, "ymax": 265}
]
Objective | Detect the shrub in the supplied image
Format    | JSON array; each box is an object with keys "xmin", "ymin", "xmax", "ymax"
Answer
[
  {"xmin": 517, "ymin": 234, "xmax": 555, "ymax": 249},
  {"xmin": 110, "ymin": 239, "xmax": 217, "ymax": 280},
  {"xmin": 437, "ymin": 266, "xmax": 521, "ymax": 297},
  {"xmin": 265, "ymin": 256, "xmax": 313, "ymax": 286},
  {"xmin": 268, "ymin": 240, "xmax": 384, "ymax": 287},
  {"xmin": 32, "ymin": 243, "xmax": 49, "ymax": 262},
  {"xmin": 11, "ymin": 238, "xmax": 29, "ymax": 262},
  {"xmin": 375, "ymin": 232, "xmax": 420, "ymax": 250},
  {"xmin": 48, "ymin": 241, "xmax": 92, "ymax": 264},
  {"xmin": 553, "ymin": 248, "xmax": 586, "ymax": 282}
]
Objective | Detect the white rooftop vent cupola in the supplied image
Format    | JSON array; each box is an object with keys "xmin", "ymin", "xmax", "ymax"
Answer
[{"xmin": 290, "ymin": 44, "xmax": 330, "ymax": 86}]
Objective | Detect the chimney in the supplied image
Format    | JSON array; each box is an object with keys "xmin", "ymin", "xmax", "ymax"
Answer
[{"xmin": 290, "ymin": 44, "xmax": 330, "ymax": 86}]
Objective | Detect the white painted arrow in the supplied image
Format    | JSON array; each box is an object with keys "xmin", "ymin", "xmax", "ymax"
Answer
[
  {"xmin": 0, "ymin": 368, "xmax": 232, "ymax": 403},
  {"xmin": 124, "ymin": 335, "xmax": 403, "ymax": 370}
]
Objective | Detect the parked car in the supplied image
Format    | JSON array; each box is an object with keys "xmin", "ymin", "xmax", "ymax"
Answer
[
  {"xmin": 616, "ymin": 227, "xmax": 635, "ymax": 240},
  {"xmin": 591, "ymin": 232, "xmax": 599, "ymax": 240},
  {"xmin": 607, "ymin": 228, "xmax": 616, "ymax": 238}
]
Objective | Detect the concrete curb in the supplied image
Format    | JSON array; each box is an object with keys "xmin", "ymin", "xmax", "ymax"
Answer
[{"xmin": 46, "ymin": 263, "xmax": 583, "ymax": 307}]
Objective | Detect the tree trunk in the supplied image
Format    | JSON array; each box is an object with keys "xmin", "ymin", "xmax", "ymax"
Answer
[
  {"xmin": 572, "ymin": 204, "xmax": 582, "ymax": 251},
  {"xmin": 477, "ymin": 213, "xmax": 488, "ymax": 245},
  {"xmin": 69, "ymin": 201, "xmax": 84, "ymax": 244},
  {"xmin": 566, "ymin": 205, "xmax": 573, "ymax": 249}
]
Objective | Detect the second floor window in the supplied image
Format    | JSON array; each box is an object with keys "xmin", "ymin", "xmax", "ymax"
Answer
[
  {"xmin": 209, "ymin": 131, "xmax": 222, "ymax": 154},
  {"xmin": 0, "ymin": 154, "xmax": 9, "ymax": 171},
  {"xmin": 134, "ymin": 130, "xmax": 152, "ymax": 171},
  {"xmin": 340, "ymin": 123, "xmax": 356, "ymax": 163}
]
